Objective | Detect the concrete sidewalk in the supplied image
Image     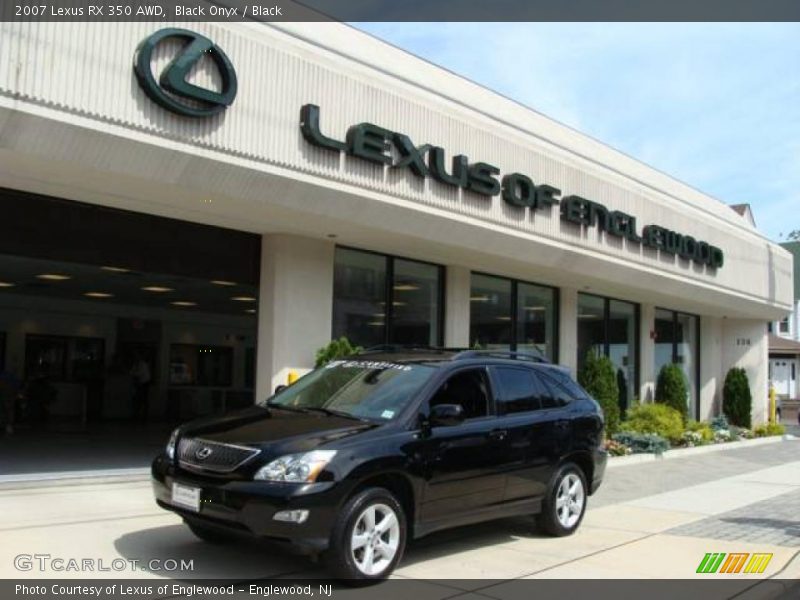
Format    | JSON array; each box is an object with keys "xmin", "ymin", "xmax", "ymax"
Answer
[{"xmin": 0, "ymin": 440, "xmax": 798, "ymax": 597}]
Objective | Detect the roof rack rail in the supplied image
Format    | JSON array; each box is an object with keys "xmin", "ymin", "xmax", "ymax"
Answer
[
  {"xmin": 453, "ymin": 350, "xmax": 550, "ymax": 364},
  {"xmin": 358, "ymin": 345, "xmax": 466, "ymax": 354}
]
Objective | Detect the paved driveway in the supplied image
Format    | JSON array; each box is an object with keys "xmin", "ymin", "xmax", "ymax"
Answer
[{"xmin": 1, "ymin": 440, "xmax": 798, "ymax": 596}]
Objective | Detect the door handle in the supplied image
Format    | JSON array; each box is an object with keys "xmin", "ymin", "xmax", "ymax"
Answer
[{"xmin": 488, "ymin": 429, "xmax": 508, "ymax": 441}]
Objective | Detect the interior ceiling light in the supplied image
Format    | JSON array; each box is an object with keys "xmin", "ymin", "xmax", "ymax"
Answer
[
  {"xmin": 245, "ymin": 309, "xmax": 256, "ymax": 314},
  {"xmin": 231, "ymin": 296, "xmax": 257, "ymax": 302},
  {"xmin": 210, "ymin": 280, "xmax": 237, "ymax": 286},
  {"xmin": 470, "ymin": 295, "xmax": 489, "ymax": 302},
  {"xmin": 0, "ymin": 282, "xmax": 15, "ymax": 288},
  {"xmin": 171, "ymin": 301, "xmax": 197, "ymax": 307},
  {"xmin": 393, "ymin": 284, "xmax": 420, "ymax": 291},
  {"xmin": 367, "ymin": 321, "xmax": 385, "ymax": 326},
  {"xmin": 37, "ymin": 274, "xmax": 72, "ymax": 281},
  {"xmin": 524, "ymin": 306, "xmax": 546, "ymax": 311},
  {"xmin": 392, "ymin": 301, "xmax": 407, "ymax": 307},
  {"xmin": 142, "ymin": 286, "xmax": 174, "ymax": 293},
  {"xmin": 101, "ymin": 266, "xmax": 131, "ymax": 273},
  {"xmin": 495, "ymin": 316, "xmax": 512, "ymax": 321},
  {"xmin": 84, "ymin": 292, "xmax": 114, "ymax": 298}
]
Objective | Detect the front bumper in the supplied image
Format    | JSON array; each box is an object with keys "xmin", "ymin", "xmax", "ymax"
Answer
[{"xmin": 151, "ymin": 454, "xmax": 344, "ymax": 553}]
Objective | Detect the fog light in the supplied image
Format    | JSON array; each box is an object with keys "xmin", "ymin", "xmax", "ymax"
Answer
[{"xmin": 273, "ymin": 509, "xmax": 309, "ymax": 524}]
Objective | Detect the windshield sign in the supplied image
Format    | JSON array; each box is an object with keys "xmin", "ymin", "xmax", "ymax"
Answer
[{"xmin": 265, "ymin": 361, "xmax": 435, "ymax": 421}]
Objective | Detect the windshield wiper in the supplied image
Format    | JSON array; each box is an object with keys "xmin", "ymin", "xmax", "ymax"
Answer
[
  {"xmin": 264, "ymin": 402, "xmax": 310, "ymax": 413},
  {"xmin": 303, "ymin": 407, "xmax": 368, "ymax": 421}
]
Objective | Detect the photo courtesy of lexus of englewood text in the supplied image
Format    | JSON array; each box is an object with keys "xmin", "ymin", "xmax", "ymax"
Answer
[{"xmin": 0, "ymin": 1, "xmax": 799, "ymax": 599}]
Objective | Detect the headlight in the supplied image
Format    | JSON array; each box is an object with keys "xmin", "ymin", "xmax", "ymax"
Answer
[
  {"xmin": 166, "ymin": 428, "xmax": 179, "ymax": 460},
  {"xmin": 253, "ymin": 450, "xmax": 337, "ymax": 482}
]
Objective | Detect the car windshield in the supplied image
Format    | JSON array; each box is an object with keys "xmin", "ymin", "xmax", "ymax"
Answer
[{"xmin": 262, "ymin": 359, "xmax": 437, "ymax": 421}]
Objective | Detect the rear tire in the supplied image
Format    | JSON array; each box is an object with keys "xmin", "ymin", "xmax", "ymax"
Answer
[
  {"xmin": 185, "ymin": 520, "xmax": 231, "ymax": 544},
  {"xmin": 538, "ymin": 462, "xmax": 587, "ymax": 537},
  {"xmin": 325, "ymin": 487, "xmax": 406, "ymax": 583}
]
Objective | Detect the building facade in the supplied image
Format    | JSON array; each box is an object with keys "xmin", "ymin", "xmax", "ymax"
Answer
[
  {"xmin": 769, "ymin": 242, "xmax": 800, "ymax": 401},
  {"xmin": 0, "ymin": 21, "xmax": 793, "ymax": 436}
]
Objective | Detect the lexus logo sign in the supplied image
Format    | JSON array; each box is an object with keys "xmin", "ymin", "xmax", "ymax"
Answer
[{"xmin": 134, "ymin": 28, "xmax": 238, "ymax": 118}]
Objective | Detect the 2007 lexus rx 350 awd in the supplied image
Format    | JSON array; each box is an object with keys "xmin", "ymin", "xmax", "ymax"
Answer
[{"xmin": 152, "ymin": 349, "xmax": 607, "ymax": 581}]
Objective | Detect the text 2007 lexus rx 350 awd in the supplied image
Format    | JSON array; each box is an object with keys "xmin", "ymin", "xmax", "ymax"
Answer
[{"xmin": 152, "ymin": 349, "xmax": 607, "ymax": 581}]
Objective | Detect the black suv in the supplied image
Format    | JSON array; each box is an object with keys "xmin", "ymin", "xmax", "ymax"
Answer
[{"xmin": 152, "ymin": 349, "xmax": 607, "ymax": 581}]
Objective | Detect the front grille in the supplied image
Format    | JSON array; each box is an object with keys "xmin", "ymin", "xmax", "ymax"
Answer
[{"xmin": 177, "ymin": 437, "xmax": 260, "ymax": 473}]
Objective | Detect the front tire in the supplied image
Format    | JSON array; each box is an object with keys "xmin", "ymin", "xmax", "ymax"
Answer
[
  {"xmin": 538, "ymin": 462, "xmax": 587, "ymax": 537},
  {"xmin": 325, "ymin": 487, "xmax": 406, "ymax": 582}
]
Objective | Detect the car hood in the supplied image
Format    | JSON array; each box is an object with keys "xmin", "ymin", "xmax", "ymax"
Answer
[{"xmin": 178, "ymin": 405, "xmax": 376, "ymax": 455}]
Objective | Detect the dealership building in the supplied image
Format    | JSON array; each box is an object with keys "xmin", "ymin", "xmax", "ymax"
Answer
[{"xmin": 0, "ymin": 21, "xmax": 793, "ymax": 464}]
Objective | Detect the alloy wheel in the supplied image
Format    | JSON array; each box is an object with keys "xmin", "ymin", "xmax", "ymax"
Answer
[
  {"xmin": 350, "ymin": 502, "xmax": 401, "ymax": 576},
  {"xmin": 555, "ymin": 472, "xmax": 585, "ymax": 529}
]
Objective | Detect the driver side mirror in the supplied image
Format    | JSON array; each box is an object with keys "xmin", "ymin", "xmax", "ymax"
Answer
[{"xmin": 429, "ymin": 403, "xmax": 465, "ymax": 427}]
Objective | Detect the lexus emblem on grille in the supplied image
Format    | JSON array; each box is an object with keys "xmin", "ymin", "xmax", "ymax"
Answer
[{"xmin": 195, "ymin": 447, "xmax": 213, "ymax": 460}]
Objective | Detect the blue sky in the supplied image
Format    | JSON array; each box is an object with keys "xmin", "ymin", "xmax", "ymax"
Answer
[{"xmin": 354, "ymin": 23, "xmax": 799, "ymax": 242}]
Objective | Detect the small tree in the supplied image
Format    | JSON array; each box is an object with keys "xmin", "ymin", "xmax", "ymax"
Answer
[
  {"xmin": 655, "ymin": 363, "xmax": 688, "ymax": 422},
  {"xmin": 314, "ymin": 337, "xmax": 362, "ymax": 368},
  {"xmin": 578, "ymin": 349, "xmax": 620, "ymax": 435},
  {"xmin": 723, "ymin": 367, "xmax": 752, "ymax": 428}
]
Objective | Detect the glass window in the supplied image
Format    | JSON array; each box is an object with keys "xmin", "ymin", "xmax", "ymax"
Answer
[
  {"xmin": 391, "ymin": 259, "xmax": 441, "ymax": 346},
  {"xmin": 779, "ymin": 317, "xmax": 790, "ymax": 334},
  {"xmin": 577, "ymin": 293, "xmax": 638, "ymax": 413},
  {"xmin": 429, "ymin": 369, "xmax": 491, "ymax": 420},
  {"xmin": 493, "ymin": 367, "xmax": 543, "ymax": 414},
  {"xmin": 539, "ymin": 374, "xmax": 572, "ymax": 409},
  {"xmin": 332, "ymin": 248, "xmax": 387, "ymax": 348},
  {"xmin": 608, "ymin": 300, "xmax": 637, "ymax": 416},
  {"xmin": 676, "ymin": 312, "xmax": 699, "ymax": 410},
  {"xmin": 332, "ymin": 248, "xmax": 443, "ymax": 348},
  {"xmin": 577, "ymin": 294, "xmax": 606, "ymax": 373},
  {"xmin": 470, "ymin": 273, "xmax": 558, "ymax": 360},
  {"xmin": 470, "ymin": 274, "xmax": 513, "ymax": 350},
  {"xmin": 517, "ymin": 283, "xmax": 557, "ymax": 360},
  {"xmin": 169, "ymin": 345, "xmax": 233, "ymax": 387},
  {"xmin": 654, "ymin": 308, "xmax": 700, "ymax": 419}
]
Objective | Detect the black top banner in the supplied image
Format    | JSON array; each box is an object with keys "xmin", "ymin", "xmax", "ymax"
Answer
[{"xmin": 3, "ymin": 0, "xmax": 800, "ymax": 22}]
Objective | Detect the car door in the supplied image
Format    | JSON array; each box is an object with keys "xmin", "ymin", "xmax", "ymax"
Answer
[
  {"xmin": 415, "ymin": 367, "xmax": 507, "ymax": 524},
  {"xmin": 490, "ymin": 366, "xmax": 553, "ymax": 502}
]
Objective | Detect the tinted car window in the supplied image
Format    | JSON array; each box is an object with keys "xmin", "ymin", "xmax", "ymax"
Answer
[
  {"xmin": 543, "ymin": 369, "xmax": 591, "ymax": 400},
  {"xmin": 537, "ymin": 371, "xmax": 573, "ymax": 408},
  {"xmin": 493, "ymin": 367, "xmax": 544, "ymax": 415},
  {"xmin": 429, "ymin": 368, "xmax": 490, "ymax": 419}
]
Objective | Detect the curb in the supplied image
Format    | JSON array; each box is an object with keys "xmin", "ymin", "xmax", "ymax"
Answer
[
  {"xmin": 0, "ymin": 467, "xmax": 151, "ymax": 490},
  {"xmin": 607, "ymin": 435, "xmax": 795, "ymax": 469}
]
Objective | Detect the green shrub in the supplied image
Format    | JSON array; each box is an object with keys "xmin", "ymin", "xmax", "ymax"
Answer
[
  {"xmin": 314, "ymin": 337, "xmax": 362, "ymax": 368},
  {"xmin": 753, "ymin": 422, "xmax": 785, "ymax": 437},
  {"xmin": 620, "ymin": 403, "xmax": 684, "ymax": 444},
  {"xmin": 723, "ymin": 367, "xmax": 752, "ymax": 428},
  {"xmin": 578, "ymin": 350, "xmax": 620, "ymax": 435},
  {"xmin": 612, "ymin": 431, "xmax": 670, "ymax": 455},
  {"xmin": 655, "ymin": 363, "xmax": 688, "ymax": 422}
]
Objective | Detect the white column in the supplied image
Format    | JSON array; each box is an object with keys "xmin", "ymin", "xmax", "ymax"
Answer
[
  {"xmin": 639, "ymin": 304, "xmax": 656, "ymax": 402},
  {"xmin": 699, "ymin": 316, "xmax": 723, "ymax": 419},
  {"xmin": 721, "ymin": 319, "xmax": 770, "ymax": 424},
  {"xmin": 255, "ymin": 234, "xmax": 335, "ymax": 402},
  {"xmin": 445, "ymin": 265, "xmax": 471, "ymax": 348},
  {"xmin": 559, "ymin": 287, "xmax": 578, "ymax": 376}
]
